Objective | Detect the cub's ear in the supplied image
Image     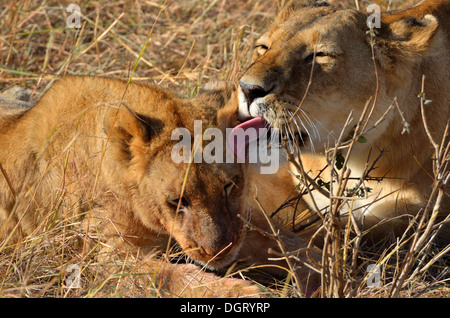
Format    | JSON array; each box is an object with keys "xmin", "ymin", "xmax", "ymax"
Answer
[
  {"xmin": 103, "ymin": 107, "xmax": 163, "ymax": 164},
  {"xmin": 104, "ymin": 105, "xmax": 149, "ymax": 139}
]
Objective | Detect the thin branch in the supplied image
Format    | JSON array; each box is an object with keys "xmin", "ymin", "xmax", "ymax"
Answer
[{"xmin": 253, "ymin": 196, "xmax": 305, "ymax": 297}]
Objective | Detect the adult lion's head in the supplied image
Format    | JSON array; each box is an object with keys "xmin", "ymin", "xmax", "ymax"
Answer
[{"xmin": 238, "ymin": 0, "xmax": 441, "ymax": 152}]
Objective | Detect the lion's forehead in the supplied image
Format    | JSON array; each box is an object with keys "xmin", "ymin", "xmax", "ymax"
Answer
[
  {"xmin": 279, "ymin": 9, "xmax": 333, "ymax": 31},
  {"xmin": 271, "ymin": 9, "xmax": 365, "ymax": 45}
]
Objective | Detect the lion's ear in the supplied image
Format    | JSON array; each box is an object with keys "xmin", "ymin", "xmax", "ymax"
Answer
[
  {"xmin": 376, "ymin": 14, "xmax": 439, "ymax": 66},
  {"xmin": 387, "ymin": 14, "xmax": 438, "ymax": 53},
  {"xmin": 103, "ymin": 107, "xmax": 163, "ymax": 164},
  {"xmin": 374, "ymin": 14, "xmax": 439, "ymax": 90}
]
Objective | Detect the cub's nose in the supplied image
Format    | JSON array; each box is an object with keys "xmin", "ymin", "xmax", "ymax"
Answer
[{"xmin": 239, "ymin": 81, "xmax": 269, "ymax": 106}]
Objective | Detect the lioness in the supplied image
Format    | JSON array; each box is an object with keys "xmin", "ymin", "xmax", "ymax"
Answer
[
  {"xmin": 237, "ymin": 0, "xmax": 449, "ymax": 240},
  {"xmin": 0, "ymin": 76, "xmax": 319, "ymax": 297}
]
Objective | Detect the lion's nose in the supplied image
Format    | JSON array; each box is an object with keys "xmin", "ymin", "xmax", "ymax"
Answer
[{"xmin": 239, "ymin": 81, "xmax": 269, "ymax": 106}]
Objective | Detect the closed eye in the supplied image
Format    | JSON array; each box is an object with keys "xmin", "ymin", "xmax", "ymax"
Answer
[
  {"xmin": 166, "ymin": 194, "xmax": 190, "ymax": 209},
  {"xmin": 255, "ymin": 44, "xmax": 269, "ymax": 55},
  {"xmin": 224, "ymin": 182, "xmax": 235, "ymax": 199},
  {"xmin": 255, "ymin": 44, "xmax": 269, "ymax": 50},
  {"xmin": 304, "ymin": 51, "xmax": 327, "ymax": 63}
]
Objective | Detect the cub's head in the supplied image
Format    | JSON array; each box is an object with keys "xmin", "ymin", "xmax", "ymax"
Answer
[
  {"xmin": 103, "ymin": 84, "xmax": 246, "ymax": 269},
  {"xmin": 238, "ymin": 0, "xmax": 440, "ymax": 151}
]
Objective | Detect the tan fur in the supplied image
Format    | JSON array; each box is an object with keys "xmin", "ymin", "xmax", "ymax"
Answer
[
  {"xmin": 0, "ymin": 76, "xmax": 320, "ymax": 297},
  {"xmin": 239, "ymin": 0, "xmax": 449, "ymax": 240}
]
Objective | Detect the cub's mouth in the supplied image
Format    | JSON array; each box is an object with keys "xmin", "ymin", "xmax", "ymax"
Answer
[
  {"xmin": 166, "ymin": 224, "xmax": 245, "ymax": 270},
  {"xmin": 187, "ymin": 243, "xmax": 241, "ymax": 270},
  {"xmin": 169, "ymin": 238, "xmax": 243, "ymax": 271}
]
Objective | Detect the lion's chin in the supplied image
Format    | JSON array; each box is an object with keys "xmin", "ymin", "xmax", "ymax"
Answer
[{"xmin": 262, "ymin": 119, "xmax": 310, "ymax": 150}]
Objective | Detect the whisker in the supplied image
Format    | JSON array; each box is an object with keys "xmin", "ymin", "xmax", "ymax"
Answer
[
  {"xmin": 299, "ymin": 109, "xmax": 321, "ymax": 140},
  {"xmin": 302, "ymin": 109, "xmax": 332, "ymax": 141},
  {"xmin": 281, "ymin": 112, "xmax": 289, "ymax": 145},
  {"xmin": 287, "ymin": 110, "xmax": 307, "ymax": 145},
  {"xmin": 284, "ymin": 111, "xmax": 299, "ymax": 154},
  {"xmin": 243, "ymin": 200, "xmax": 253, "ymax": 224},
  {"xmin": 246, "ymin": 205, "xmax": 252, "ymax": 222},
  {"xmin": 288, "ymin": 110, "xmax": 316, "ymax": 153},
  {"xmin": 291, "ymin": 111, "xmax": 312, "ymax": 139},
  {"xmin": 290, "ymin": 113, "xmax": 305, "ymax": 145},
  {"xmin": 279, "ymin": 120, "xmax": 285, "ymax": 144},
  {"xmin": 270, "ymin": 125, "xmax": 278, "ymax": 146},
  {"xmin": 296, "ymin": 116, "xmax": 316, "ymax": 153},
  {"xmin": 283, "ymin": 124, "xmax": 296, "ymax": 155},
  {"xmin": 259, "ymin": 125, "xmax": 270, "ymax": 142}
]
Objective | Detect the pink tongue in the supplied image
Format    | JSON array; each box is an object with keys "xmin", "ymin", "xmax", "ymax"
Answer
[
  {"xmin": 227, "ymin": 117, "xmax": 269, "ymax": 160},
  {"xmin": 233, "ymin": 116, "xmax": 268, "ymax": 132}
]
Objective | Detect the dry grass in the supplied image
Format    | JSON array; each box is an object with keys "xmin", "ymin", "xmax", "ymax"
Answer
[
  {"xmin": 0, "ymin": 0, "xmax": 277, "ymax": 96},
  {"xmin": 0, "ymin": 0, "xmax": 448, "ymax": 298},
  {"xmin": 0, "ymin": 0, "xmax": 280, "ymax": 299},
  {"xmin": 286, "ymin": 89, "xmax": 450, "ymax": 298}
]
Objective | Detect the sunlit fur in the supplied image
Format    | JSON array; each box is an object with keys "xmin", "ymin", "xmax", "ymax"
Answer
[
  {"xmin": 0, "ymin": 76, "xmax": 320, "ymax": 296},
  {"xmin": 240, "ymin": 0, "xmax": 450, "ymax": 241}
]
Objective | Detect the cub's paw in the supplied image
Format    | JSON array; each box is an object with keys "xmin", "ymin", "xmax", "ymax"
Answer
[{"xmin": 158, "ymin": 263, "xmax": 263, "ymax": 298}]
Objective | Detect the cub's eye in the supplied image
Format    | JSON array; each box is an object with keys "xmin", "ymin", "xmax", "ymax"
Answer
[
  {"xmin": 255, "ymin": 44, "xmax": 269, "ymax": 55},
  {"xmin": 166, "ymin": 195, "xmax": 190, "ymax": 208},
  {"xmin": 304, "ymin": 51, "xmax": 327, "ymax": 63},
  {"xmin": 223, "ymin": 182, "xmax": 235, "ymax": 198}
]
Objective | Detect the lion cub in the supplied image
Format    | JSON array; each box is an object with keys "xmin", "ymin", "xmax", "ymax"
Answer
[{"xmin": 0, "ymin": 76, "xmax": 319, "ymax": 297}]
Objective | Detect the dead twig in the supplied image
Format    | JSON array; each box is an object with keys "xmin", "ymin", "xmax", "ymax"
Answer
[
  {"xmin": 253, "ymin": 196, "xmax": 305, "ymax": 297},
  {"xmin": 389, "ymin": 75, "xmax": 450, "ymax": 298}
]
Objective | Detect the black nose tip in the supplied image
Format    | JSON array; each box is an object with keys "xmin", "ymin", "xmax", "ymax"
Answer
[{"xmin": 239, "ymin": 81, "xmax": 269, "ymax": 106}]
